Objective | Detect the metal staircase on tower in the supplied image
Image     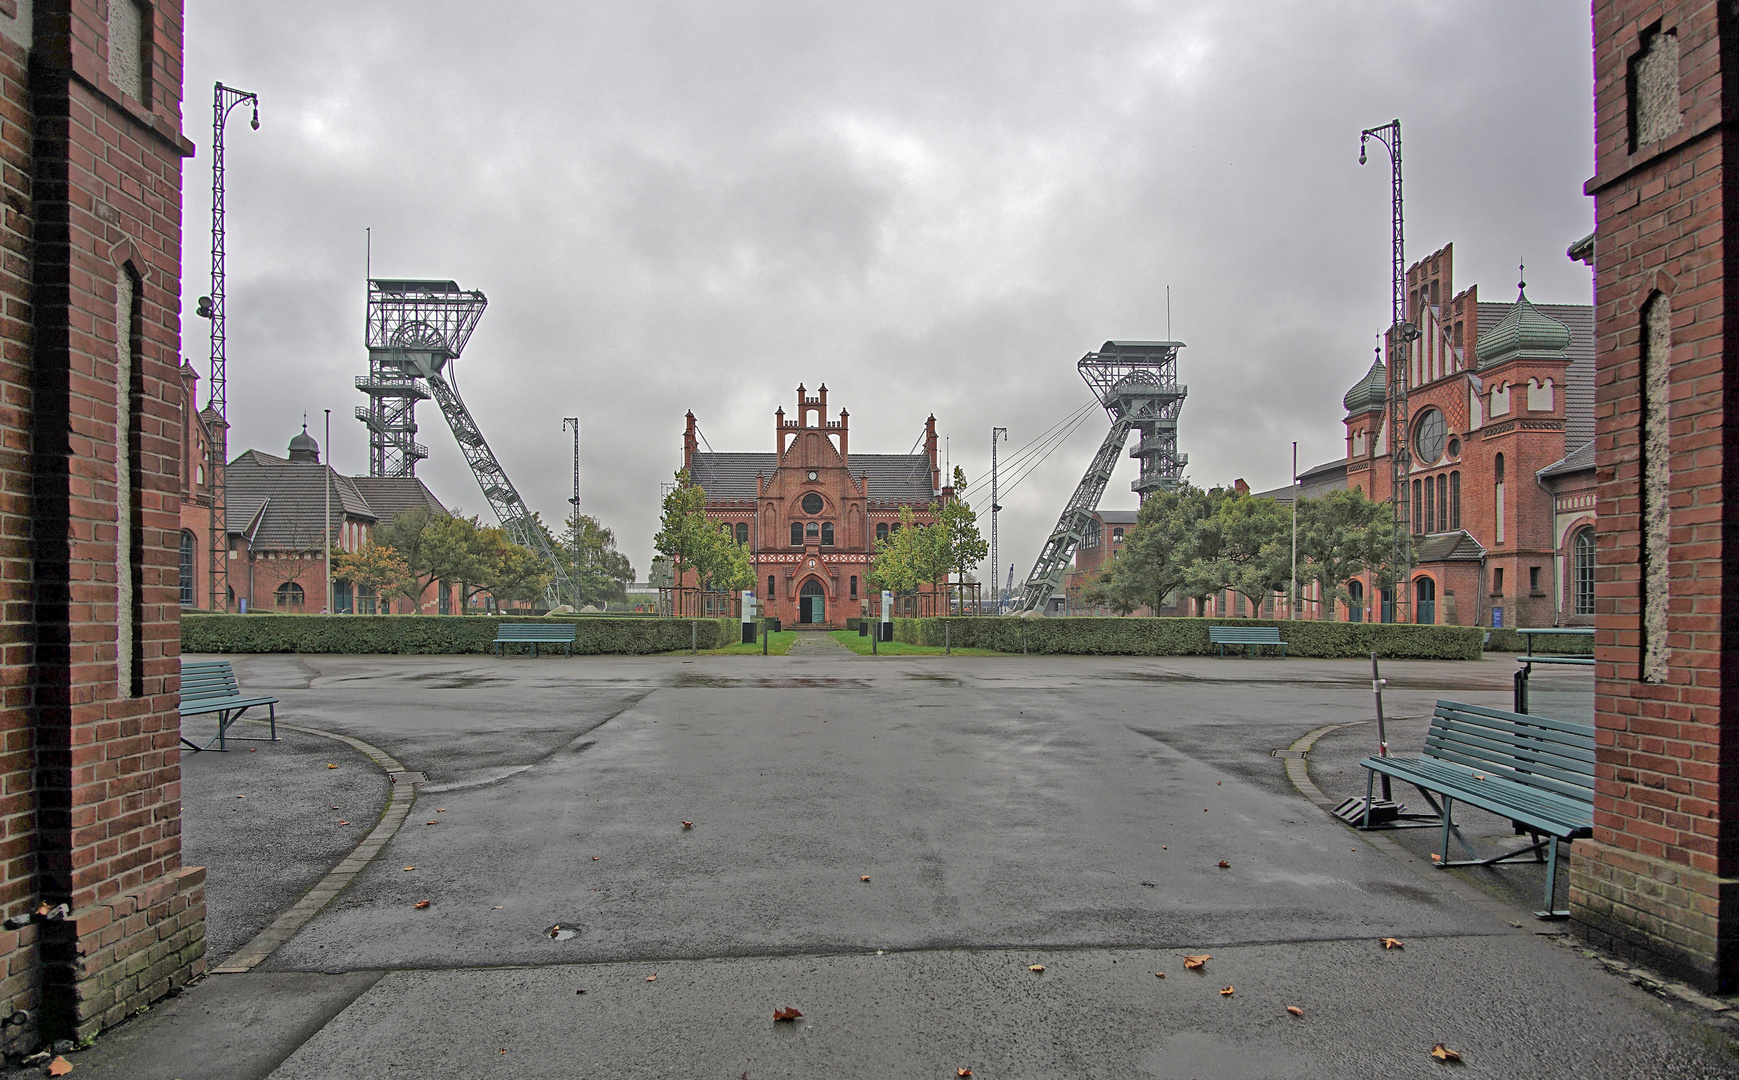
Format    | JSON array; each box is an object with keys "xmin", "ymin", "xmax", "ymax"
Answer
[
  {"xmin": 1013, "ymin": 341, "xmax": 1187, "ymax": 614},
  {"xmin": 357, "ymin": 279, "xmax": 575, "ymax": 607}
]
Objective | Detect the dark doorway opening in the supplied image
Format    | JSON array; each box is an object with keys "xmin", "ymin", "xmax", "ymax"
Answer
[{"xmin": 799, "ymin": 578, "xmax": 826, "ymax": 624}]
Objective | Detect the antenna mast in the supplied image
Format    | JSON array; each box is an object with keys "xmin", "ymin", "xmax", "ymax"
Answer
[
  {"xmin": 200, "ymin": 82, "xmax": 259, "ymax": 611},
  {"xmin": 990, "ymin": 426, "xmax": 1006, "ymax": 612},
  {"xmin": 1360, "ymin": 119, "xmax": 1414, "ymax": 622}
]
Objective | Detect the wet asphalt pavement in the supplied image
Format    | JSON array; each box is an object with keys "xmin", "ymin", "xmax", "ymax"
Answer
[{"xmin": 67, "ymin": 651, "xmax": 1736, "ymax": 1079}]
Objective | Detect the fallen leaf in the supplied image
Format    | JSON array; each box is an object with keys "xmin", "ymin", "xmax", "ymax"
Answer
[
  {"xmin": 236, "ymin": 795, "xmax": 246, "ymax": 799},
  {"xmin": 1430, "ymin": 1043, "xmax": 1462, "ymax": 1063},
  {"xmin": 592, "ymin": 856, "xmax": 600, "ymax": 861},
  {"xmin": 426, "ymin": 820, "xmax": 438, "ymax": 825},
  {"xmin": 413, "ymin": 900, "xmax": 430, "ymax": 909},
  {"xmin": 548, "ymin": 925, "xmax": 561, "ymax": 938},
  {"xmin": 646, "ymin": 974, "xmax": 657, "ymax": 982},
  {"xmin": 332, "ymin": 806, "xmax": 340, "ymax": 810},
  {"xmin": 1381, "ymin": 937, "xmax": 1404, "ymax": 950},
  {"xmin": 1161, "ymin": 845, "xmax": 1167, "ymax": 850},
  {"xmin": 493, "ymin": 905, "xmax": 503, "ymax": 910},
  {"xmin": 327, "ymin": 763, "xmax": 337, "ymax": 769},
  {"xmin": 498, "ymin": 1049, "xmax": 507, "ymax": 1055},
  {"xmin": 860, "ymin": 875, "xmax": 871, "ymax": 882},
  {"xmin": 437, "ymin": 808, "xmax": 446, "ymax": 812},
  {"xmin": 1431, "ymin": 853, "xmax": 1442, "ymax": 862},
  {"xmin": 403, "ymin": 866, "xmax": 415, "ymax": 871},
  {"xmin": 576, "ymin": 989, "xmax": 586, "ymax": 995},
  {"xmin": 48, "ymin": 1057, "xmax": 73, "ymax": 1076},
  {"xmin": 1182, "ymin": 954, "xmax": 1211, "ymax": 970},
  {"xmin": 338, "ymin": 821, "xmax": 349, "ymax": 825},
  {"xmin": 1028, "ymin": 964, "xmax": 1045, "ymax": 973},
  {"xmin": 1221, "ymin": 986, "xmax": 1235, "ymax": 996},
  {"xmin": 1473, "ymin": 773, "xmax": 1486, "ymax": 780},
  {"xmin": 1217, "ymin": 781, "xmax": 1221, "ymax": 785},
  {"xmin": 1286, "ymin": 1005, "xmax": 1304, "ymax": 1017},
  {"xmin": 957, "ymin": 1071, "xmax": 973, "ymax": 1078},
  {"xmin": 1217, "ymin": 860, "xmax": 1231, "ymax": 868},
  {"xmin": 772, "ymin": 1006, "xmax": 803, "ymax": 1021},
  {"xmin": 249, "ymin": 748, "xmax": 257, "ymax": 752},
  {"xmin": 1154, "ymin": 972, "xmax": 1166, "ymax": 978},
  {"xmin": 681, "ymin": 821, "xmax": 693, "ymax": 829}
]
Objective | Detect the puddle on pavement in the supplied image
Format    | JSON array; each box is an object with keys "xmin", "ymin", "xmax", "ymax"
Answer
[
  {"xmin": 903, "ymin": 672, "xmax": 964, "ymax": 686},
  {"xmin": 403, "ymin": 672, "xmax": 506, "ymax": 689},
  {"xmin": 545, "ymin": 924, "xmax": 582, "ymax": 941},
  {"xmin": 671, "ymin": 674, "xmax": 869, "ymax": 689}
]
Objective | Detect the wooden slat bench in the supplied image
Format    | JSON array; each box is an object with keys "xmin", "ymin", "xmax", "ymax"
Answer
[
  {"xmin": 1207, "ymin": 625, "xmax": 1287, "ymax": 658},
  {"xmin": 494, "ymin": 623, "xmax": 578, "ymax": 657},
  {"xmin": 180, "ymin": 660, "xmax": 280, "ymax": 752},
  {"xmin": 1358, "ymin": 699, "xmax": 1594, "ymax": 918}
]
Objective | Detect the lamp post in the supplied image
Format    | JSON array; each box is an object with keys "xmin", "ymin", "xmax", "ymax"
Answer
[
  {"xmin": 990, "ymin": 426, "xmax": 1006, "ymax": 612},
  {"xmin": 563, "ymin": 416, "xmax": 580, "ymax": 607},
  {"xmin": 199, "ymin": 82, "xmax": 260, "ymax": 612},
  {"xmin": 1359, "ymin": 118, "xmax": 1415, "ymax": 623},
  {"xmin": 1290, "ymin": 441, "xmax": 1298, "ymax": 620}
]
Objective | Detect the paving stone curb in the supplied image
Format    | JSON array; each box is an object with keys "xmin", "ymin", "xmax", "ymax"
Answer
[{"xmin": 209, "ymin": 721, "xmax": 417, "ymax": 974}]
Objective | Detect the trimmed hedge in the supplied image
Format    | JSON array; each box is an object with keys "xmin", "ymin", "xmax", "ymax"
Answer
[
  {"xmin": 891, "ymin": 616, "xmax": 1484, "ymax": 660},
  {"xmin": 182, "ymin": 614, "xmax": 739, "ymax": 655},
  {"xmin": 1481, "ymin": 626, "xmax": 1594, "ymax": 655}
]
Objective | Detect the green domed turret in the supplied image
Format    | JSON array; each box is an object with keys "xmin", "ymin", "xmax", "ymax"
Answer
[
  {"xmin": 1477, "ymin": 282, "xmax": 1571, "ymax": 368},
  {"xmin": 1343, "ymin": 357, "xmax": 1387, "ymax": 415}
]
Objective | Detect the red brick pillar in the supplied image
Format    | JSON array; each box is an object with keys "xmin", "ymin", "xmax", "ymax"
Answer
[
  {"xmin": 1572, "ymin": 0, "xmax": 1739, "ymax": 994},
  {"xmin": 24, "ymin": 2, "xmax": 204, "ymax": 1040}
]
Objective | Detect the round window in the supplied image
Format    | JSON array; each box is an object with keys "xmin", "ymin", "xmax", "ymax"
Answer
[
  {"xmin": 801, "ymin": 492, "xmax": 824, "ymax": 515},
  {"xmin": 1413, "ymin": 409, "xmax": 1447, "ymax": 465},
  {"xmin": 1446, "ymin": 436, "xmax": 1461, "ymax": 458}
]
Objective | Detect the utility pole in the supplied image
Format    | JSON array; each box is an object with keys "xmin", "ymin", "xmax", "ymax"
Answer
[
  {"xmin": 990, "ymin": 426, "xmax": 1006, "ymax": 613},
  {"xmin": 199, "ymin": 82, "xmax": 259, "ymax": 612},
  {"xmin": 1290, "ymin": 441, "xmax": 1298, "ymax": 620},
  {"xmin": 563, "ymin": 416, "xmax": 580, "ymax": 597},
  {"xmin": 1360, "ymin": 119, "xmax": 1414, "ymax": 623},
  {"xmin": 324, "ymin": 409, "xmax": 332, "ymax": 615}
]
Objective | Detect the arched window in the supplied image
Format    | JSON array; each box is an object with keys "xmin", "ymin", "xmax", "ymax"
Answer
[
  {"xmin": 1423, "ymin": 475, "xmax": 1435, "ymax": 534},
  {"xmin": 735, "ymin": 522, "xmax": 749, "ymax": 545},
  {"xmin": 790, "ymin": 522, "xmax": 803, "ymax": 547},
  {"xmin": 1573, "ymin": 528, "xmax": 1596, "ymax": 616},
  {"xmin": 821, "ymin": 522, "xmax": 834, "ymax": 546},
  {"xmin": 806, "ymin": 521, "xmax": 819, "ymax": 539},
  {"xmin": 178, "ymin": 530, "xmax": 196, "ymax": 606},
  {"xmin": 889, "ymin": 522, "xmax": 900, "ymax": 536},
  {"xmin": 876, "ymin": 522, "xmax": 888, "ymax": 543},
  {"xmin": 1494, "ymin": 453, "xmax": 1506, "ymax": 544},
  {"xmin": 1112, "ymin": 527, "xmax": 1124, "ymax": 542},
  {"xmin": 767, "ymin": 575, "xmax": 776, "ymax": 599},
  {"xmin": 1411, "ymin": 480, "xmax": 1423, "ymax": 535},
  {"xmin": 1449, "ymin": 471, "xmax": 1461, "ymax": 530},
  {"xmin": 1436, "ymin": 474, "xmax": 1448, "ymax": 532},
  {"xmin": 849, "ymin": 575, "xmax": 858, "ymax": 599},
  {"xmin": 275, "ymin": 581, "xmax": 305, "ymax": 611},
  {"xmin": 1347, "ymin": 580, "xmax": 1364, "ymax": 623}
]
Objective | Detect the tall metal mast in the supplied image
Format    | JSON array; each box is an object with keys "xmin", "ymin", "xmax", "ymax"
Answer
[
  {"xmin": 1360, "ymin": 119, "xmax": 1414, "ymax": 622},
  {"xmin": 563, "ymin": 417, "xmax": 581, "ymax": 520},
  {"xmin": 989, "ymin": 426, "xmax": 1006, "ymax": 613},
  {"xmin": 1014, "ymin": 341, "xmax": 1187, "ymax": 613},
  {"xmin": 199, "ymin": 82, "xmax": 259, "ymax": 611}
]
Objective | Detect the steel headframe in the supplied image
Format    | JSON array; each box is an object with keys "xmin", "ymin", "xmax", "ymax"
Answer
[
  {"xmin": 358, "ymin": 278, "xmax": 577, "ymax": 607},
  {"xmin": 1360, "ymin": 119, "xmax": 1414, "ymax": 621},
  {"xmin": 1014, "ymin": 341, "xmax": 1188, "ymax": 613},
  {"xmin": 358, "ymin": 279, "xmax": 486, "ymax": 477},
  {"xmin": 205, "ymin": 81, "xmax": 259, "ymax": 612}
]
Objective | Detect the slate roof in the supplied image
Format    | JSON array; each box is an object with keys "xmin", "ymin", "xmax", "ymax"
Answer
[
  {"xmin": 1253, "ymin": 459, "xmax": 1348, "ymax": 502},
  {"xmin": 225, "ymin": 449, "xmax": 447, "ymax": 550},
  {"xmin": 1095, "ymin": 509, "xmax": 1139, "ymax": 525},
  {"xmin": 690, "ymin": 451, "xmax": 936, "ymax": 505},
  {"xmin": 1413, "ymin": 530, "xmax": 1486, "ymax": 563},
  {"xmin": 1478, "ymin": 300, "xmax": 1594, "ymax": 452},
  {"xmin": 1538, "ymin": 439, "xmax": 1595, "ymax": 479}
]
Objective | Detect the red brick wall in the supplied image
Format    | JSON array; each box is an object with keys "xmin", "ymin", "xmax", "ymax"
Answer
[
  {"xmin": 1572, "ymin": 0, "xmax": 1738, "ymax": 994},
  {"xmin": 25, "ymin": 0, "xmax": 203, "ymax": 1038}
]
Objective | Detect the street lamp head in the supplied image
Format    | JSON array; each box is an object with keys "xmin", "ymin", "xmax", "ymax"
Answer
[
  {"xmin": 250, "ymin": 103, "xmax": 260, "ymax": 130},
  {"xmin": 1359, "ymin": 138, "xmax": 1367, "ymax": 166}
]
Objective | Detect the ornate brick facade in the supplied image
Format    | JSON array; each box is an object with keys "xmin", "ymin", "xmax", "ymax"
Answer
[
  {"xmin": 1571, "ymin": 0, "xmax": 1739, "ymax": 994},
  {"xmin": 0, "ymin": 0, "xmax": 202, "ymax": 1047},
  {"xmin": 685, "ymin": 385, "xmax": 943, "ymax": 627}
]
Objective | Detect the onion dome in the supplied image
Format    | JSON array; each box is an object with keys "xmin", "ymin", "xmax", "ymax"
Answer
[
  {"xmin": 1477, "ymin": 278, "xmax": 1570, "ymax": 368},
  {"xmin": 287, "ymin": 424, "xmax": 321, "ymax": 464},
  {"xmin": 1343, "ymin": 356, "xmax": 1387, "ymax": 415}
]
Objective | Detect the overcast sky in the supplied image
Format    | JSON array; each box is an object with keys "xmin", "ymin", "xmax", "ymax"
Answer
[{"xmin": 186, "ymin": 1, "xmax": 1595, "ymax": 584}]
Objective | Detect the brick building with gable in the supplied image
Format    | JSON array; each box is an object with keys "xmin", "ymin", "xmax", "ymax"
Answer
[{"xmin": 683, "ymin": 385, "xmax": 944, "ymax": 627}]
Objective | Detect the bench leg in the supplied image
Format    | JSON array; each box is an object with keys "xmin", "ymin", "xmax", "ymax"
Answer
[
  {"xmin": 1536, "ymin": 835, "xmax": 1569, "ymax": 920},
  {"xmin": 268, "ymin": 702, "xmax": 278, "ymax": 742}
]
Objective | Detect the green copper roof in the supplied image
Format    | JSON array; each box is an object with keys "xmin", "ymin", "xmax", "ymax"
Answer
[
  {"xmin": 1477, "ymin": 285, "xmax": 1571, "ymax": 368},
  {"xmin": 1342, "ymin": 357, "xmax": 1386, "ymax": 415}
]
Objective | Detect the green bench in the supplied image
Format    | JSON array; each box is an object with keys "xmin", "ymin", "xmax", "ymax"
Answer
[
  {"xmin": 1358, "ymin": 699, "xmax": 1594, "ymax": 919},
  {"xmin": 1207, "ymin": 625, "xmax": 1287, "ymax": 658},
  {"xmin": 494, "ymin": 623, "xmax": 578, "ymax": 657},
  {"xmin": 180, "ymin": 660, "xmax": 280, "ymax": 752},
  {"xmin": 1511, "ymin": 626, "xmax": 1595, "ymax": 712}
]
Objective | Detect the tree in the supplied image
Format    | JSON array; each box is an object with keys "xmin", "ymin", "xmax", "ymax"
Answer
[
  {"xmin": 332, "ymin": 543, "xmax": 413, "ymax": 613},
  {"xmin": 1295, "ymin": 487, "xmax": 1395, "ymax": 621},
  {"xmin": 1213, "ymin": 492, "xmax": 1292, "ymax": 616},
  {"xmin": 695, "ymin": 526, "xmax": 755, "ymax": 594},
  {"xmin": 558, "ymin": 513, "xmax": 636, "ymax": 608},
  {"xmin": 423, "ymin": 513, "xmax": 501, "ymax": 614},
  {"xmin": 486, "ymin": 541, "xmax": 554, "ymax": 607},
  {"xmin": 866, "ymin": 508, "xmax": 922, "ymax": 597},
  {"xmin": 1086, "ymin": 484, "xmax": 1220, "ymax": 615},
  {"xmin": 653, "ymin": 470, "xmax": 712, "ymax": 611},
  {"xmin": 941, "ymin": 467, "xmax": 988, "ymax": 603},
  {"xmin": 376, "ymin": 506, "xmax": 443, "ymax": 612}
]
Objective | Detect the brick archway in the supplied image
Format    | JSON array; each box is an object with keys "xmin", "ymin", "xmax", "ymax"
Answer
[{"xmin": 798, "ymin": 576, "xmax": 828, "ymax": 624}]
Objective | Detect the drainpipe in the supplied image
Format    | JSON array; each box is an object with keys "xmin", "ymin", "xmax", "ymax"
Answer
[{"xmin": 1535, "ymin": 468, "xmax": 1561, "ymax": 627}]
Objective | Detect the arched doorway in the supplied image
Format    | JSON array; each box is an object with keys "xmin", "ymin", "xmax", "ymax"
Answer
[
  {"xmin": 799, "ymin": 578, "xmax": 826, "ymax": 624},
  {"xmin": 1414, "ymin": 576, "xmax": 1436, "ymax": 625},
  {"xmin": 1346, "ymin": 579, "xmax": 1364, "ymax": 623}
]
